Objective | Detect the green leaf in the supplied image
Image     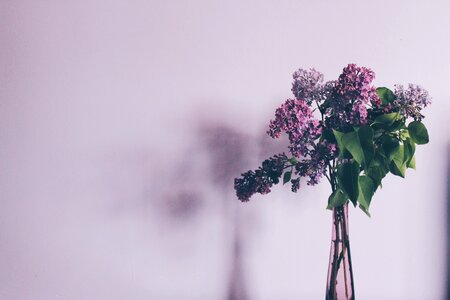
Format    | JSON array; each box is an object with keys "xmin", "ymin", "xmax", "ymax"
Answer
[
  {"xmin": 358, "ymin": 126, "xmax": 374, "ymax": 170},
  {"xmin": 342, "ymin": 131, "xmax": 364, "ymax": 165},
  {"xmin": 403, "ymin": 138, "xmax": 416, "ymax": 166},
  {"xmin": 389, "ymin": 161, "xmax": 406, "ymax": 178},
  {"xmin": 337, "ymin": 161, "xmax": 360, "ymax": 206},
  {"xmin": 359, "ymin": 204, "xmax": 372, "ymax": 217},
  {"xmin": 374, "ymin": 153, "xmax": 390, "ymax": 175},
  {"xmin": 357, "ymin": 176, "xmax": 375, "ymax": 211},
  {"xmin": 289, "ymin": 157, "xmax": 298, "ymax": 164},
  {"xmin": 376, "ymin": 87, "xmax": 396, "ymax": 105},
  {"xmin": 380, "ymin": 136, "xmax": 400, "ymax": 161},
  {"xmin": 326, "ymin": 189, "xmax": 348, "ymax": 210},
  {"xmin": 366, "ymin": 165, "xmax": 386, "ymax": 191},
  {"xmin": 392, "ymin": 144, "xmax": 404, "ymax": 165},
  {"xmin": 408, "ymin": 121, "xmax": 429, "ymax": 145},
  {"xmin": 390, "ymin": 144, "xmax": 407, "ymax": 177},
  {"xmin": 388, "ymin": 120, "xmax": 407, "ymax": 132},
  {"xmin": 333, "ymin": 130, "xmax": 346, "ymax": 158},
  {"xmin": 407, "ymin": 155, "xmax": 416, "ymax": 169},
  {"xmin": 320, "ymin": 128, "xmax": 336, "ymax": 143},
  {"xmin": 373, "ymin": 112, "xmax": 399, "ymax": 126},
  {"xmin": 283, "ymin": 171, "xmax": 292, "ymax": 185},
  {"xmin": 368, "ymin": 151, "xmax": 390, "ymax": 184}
]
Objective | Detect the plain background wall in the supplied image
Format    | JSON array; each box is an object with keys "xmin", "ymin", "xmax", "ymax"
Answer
[{"xmin": 1, "ymin": 0, "xmax": 449, "ymax": 299}]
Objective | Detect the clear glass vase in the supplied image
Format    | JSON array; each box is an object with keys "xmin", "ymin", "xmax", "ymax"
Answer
[{"xmin": 325, "ymin": 203, "xmax": 355, "ymax": 300}]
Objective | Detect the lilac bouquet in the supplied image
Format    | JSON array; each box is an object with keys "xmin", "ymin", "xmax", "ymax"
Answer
[
  {"xmin": 233, "ymin": 64, "xmax": 431, "ymax": 299},
  {"xmin": 234, "ymin": 64, "xmax": 431, "ymax": 214}
]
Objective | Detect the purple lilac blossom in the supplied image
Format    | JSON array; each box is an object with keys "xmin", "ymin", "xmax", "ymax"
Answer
[
  {"xmin": 291, "ymin": 178, "xmax": 301, "ymax": 192},
  {"xmin": 267, "ymin": 98, "xmax": 322, "ymax": 157},
  {"xmin": 233, "ymin": 63, "xmax": 425, "ymax": 203},
  {"xmin": 234, "ymin": 154, "xmax": 288, "ymax": 202},
  {"xmin": 295, "ymin": 141, "xmax": 338, "ymax": 186},
  {"xmin": 326, "ymin": 64, "xmax": 380, "ymax": 128}
]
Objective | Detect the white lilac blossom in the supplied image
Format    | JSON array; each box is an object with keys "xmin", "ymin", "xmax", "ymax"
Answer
[
  {"xmin": 291, "ymin": 68, "xmax": 325, "ymax": 105},
  {"xmin": 389, "ymin": 84, "xmax": 432, "ymax": 121}
]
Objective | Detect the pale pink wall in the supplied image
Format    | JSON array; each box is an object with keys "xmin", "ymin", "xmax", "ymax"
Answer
[{"xmin": 1, "ymin": 0, "xmax": 449, "ymax": 299}]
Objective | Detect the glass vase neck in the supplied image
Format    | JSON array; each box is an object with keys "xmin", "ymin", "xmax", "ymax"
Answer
[{"xmin": 325, "ymin": 204, "xmax": 355, "ymax": 300}]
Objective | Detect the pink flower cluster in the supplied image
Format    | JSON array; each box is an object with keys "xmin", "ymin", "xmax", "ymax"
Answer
[
  {"xmin": 327, "ymin": 64, "xmax": 380, "ymax": 127},
  {"xmin": 268, "ymin": 98, "xmax": 322, "ymax": 157},
  {"xmin": 234, "ymin": 63, "xmax": 430, "ymax": 202}
]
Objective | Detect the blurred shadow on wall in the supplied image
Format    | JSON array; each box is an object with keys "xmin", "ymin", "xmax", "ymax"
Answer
[
  {"xmin": 152, "ymin": 121, "xmax": 256, "ymax": 299},
  {"xmin": 158, "ymin": 152, "xmax": 205, "ymax": 222},
  {"xmin": 151, "ymin": 112, "xmax": 292, "ymax": 299},
  {"xmin": 200, "ymin": 124, "xmax": 251, "ymax": 300},
  {"xmin": 102, "ymin": 111, "xmax": 291, "ymax": 299},
  {"xmin": 200, "ymin": 122, "xmax": 290, "ymax": 300}
]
